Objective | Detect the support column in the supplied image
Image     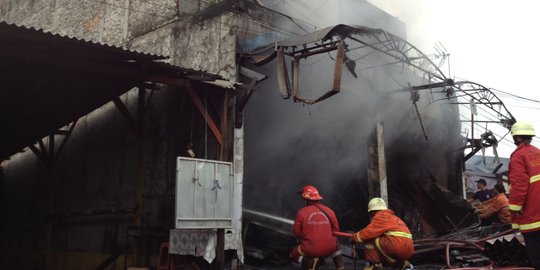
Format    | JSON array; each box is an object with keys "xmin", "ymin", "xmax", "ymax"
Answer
[
  {"xmin": 367, "ymin": 123, "xmax": 388, "ymax": 204},
  {"xmin": 114, "ymin": 87, "xmax": 146, "ymax": 266},
  {"xmin": 134, "ymin": 86, "xmax": 146, "ymax": 265}
]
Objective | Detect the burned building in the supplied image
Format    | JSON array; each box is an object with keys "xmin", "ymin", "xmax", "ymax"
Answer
[
  {"xmin": 241, "ymin": 24, "xmax": 469, "ymax": 235},
  {"xmin": 236, "ymin": 1, "xmax": 472, "ymax": 234}
]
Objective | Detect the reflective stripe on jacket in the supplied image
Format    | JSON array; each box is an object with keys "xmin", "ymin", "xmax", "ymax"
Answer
[
  {"xmin": 479, "ymin": 193, "xmax": 511, "ymax": 224},
  {"xmin": 352, "ymin": 209, "xmax": 414, "ymax": 261},
  {"xmin": 293, "ymin": 202, "xmax": 339, "ymax": 257},
  {"xmin": 509, "ymin": 143, "xmax": 540, "ymax": 232}
]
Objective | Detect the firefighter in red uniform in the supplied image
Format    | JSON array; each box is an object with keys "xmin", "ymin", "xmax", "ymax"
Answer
[
  {"xmin": 290, "ymin": 185, "xmax": 345, "ymax": 270},
  {"xmin": 508, "ymin": 121, "xmax": 540, "ymax": 269},
  {"xmin": 351, "ymin": 198, "xmax": 413, "ymax": 270}
]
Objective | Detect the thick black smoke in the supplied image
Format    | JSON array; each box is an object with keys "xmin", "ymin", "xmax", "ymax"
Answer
[{"xmin": 243, "ymin": 47, "xmax": 465, "ymax": 233}]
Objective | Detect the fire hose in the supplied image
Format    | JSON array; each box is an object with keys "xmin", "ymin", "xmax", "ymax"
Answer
[
  {"xmin": 333, "ymin": 231, "xmax": 353, "ymax": 238},
  {"xmin": 333, "ymin": 232, "xmax": 358, "ymax": 269}
]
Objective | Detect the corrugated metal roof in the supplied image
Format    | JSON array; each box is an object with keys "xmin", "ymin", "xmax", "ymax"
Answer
[{"xmin": 0, "ymin": 19, "xmax": 168, "ymax": 59}]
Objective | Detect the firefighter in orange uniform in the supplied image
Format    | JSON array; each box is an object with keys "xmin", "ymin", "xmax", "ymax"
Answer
[
  {"xmin": 477, "ymin": 183, "xmax": 511, "ymax": 225},
  {"xmin": 351, "ymin": 198, "xmax": 413, "ymax": 270},
  {"xmin": 508, "ymin": 121, "xmax": 540, "ymax": 269},
  {"xmin": 290, "ymin": 185, "xmax": 345, "ymax": 270}
]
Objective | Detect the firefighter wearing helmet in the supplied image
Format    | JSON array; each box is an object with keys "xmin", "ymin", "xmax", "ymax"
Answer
[
  {"xmin": 509, "ymin": 121, "xmax": 540, "ymax": 269},
  {"xmin": 290, "ymin": 185, "xmax": 345, "ymax": 270},
  {"xmin": 351, "ymin": 198, "xmax": 413, "ymax": 270}
]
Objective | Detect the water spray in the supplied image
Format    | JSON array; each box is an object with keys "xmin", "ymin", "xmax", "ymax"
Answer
[{"xmin": 243, "ymin": 208, "xmax": 295, "ymax": 225}]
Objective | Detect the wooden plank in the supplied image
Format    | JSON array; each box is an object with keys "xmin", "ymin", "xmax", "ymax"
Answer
[
  {"xmin": 367, "ymin": 123, "xmax": 388, "ymax": 204},
  {"xmin": 186, "ymin": 83, "xmax": 223, "ymax": 146}
]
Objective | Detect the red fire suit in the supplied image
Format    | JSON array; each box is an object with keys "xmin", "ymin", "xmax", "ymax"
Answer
[
  {"xmin": 352, "ymin": 209, "xmax": 413, "ymax": 264},
  {"xmin": 509, "ymin": 143, "xmax": 540, "ymax": 232},
  {"xmin": 290, "ymin": 201, "xmax": 340, "ymax": 261}
]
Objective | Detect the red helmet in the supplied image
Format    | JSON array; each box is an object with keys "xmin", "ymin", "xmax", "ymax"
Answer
[{"xmin": 300, "ymin": 185, "xmax": 323, "ymax": 200}]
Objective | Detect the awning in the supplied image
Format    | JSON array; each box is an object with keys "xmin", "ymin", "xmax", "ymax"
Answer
[{"xmin": 0, "ymin": 21, "xmax": 224, "ymax": 160}]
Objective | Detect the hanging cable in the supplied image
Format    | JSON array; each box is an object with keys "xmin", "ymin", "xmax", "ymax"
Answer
[{"xmin": 491, "ymin": 89, "xmax": 540, "ymax": 103}]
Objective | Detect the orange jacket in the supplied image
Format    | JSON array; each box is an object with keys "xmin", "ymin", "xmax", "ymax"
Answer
[
  {"xmin": 479, "ymin": 193, "xmax": 511, "ymax": 223},
  {"xmin": 352, "ymin": 209, "xmax": 414, "ymax": 261},
  {"xmin": 293, "ymin": 201, "xmax": 339, "ymax": 257},
  {"xmin": 509, "ymin": 143, "xmax": 540, "ymax": 232}
]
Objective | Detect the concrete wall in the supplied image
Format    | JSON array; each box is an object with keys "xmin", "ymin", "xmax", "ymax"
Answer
[{"xmin": 171, "ymin": 15, "xmax": 237, "ymax": 81}]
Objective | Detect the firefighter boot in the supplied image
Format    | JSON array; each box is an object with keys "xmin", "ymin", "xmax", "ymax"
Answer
[
  {"xmin": 301, "ymin": 257, "xmax": 320, "ymax": 270},
  {"xmin": 333, "ymin": 254, "xmax": 345, "ymax": 270},
  {"xmin": 399, "ymin": 260, "xmax": 413, "ymax": 270},
  {"xmin": 363, "ymin": 262, "xmax": 383, "ymax": 270}
]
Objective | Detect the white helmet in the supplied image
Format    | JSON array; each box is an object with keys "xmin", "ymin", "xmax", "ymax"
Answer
[
  {"xmin": 511, "ymin": 121, "xmax": 536, "ymax": 136},
  {"xmin": 367, "ymin": 197, "xmax": 387, "ymax": 212}
]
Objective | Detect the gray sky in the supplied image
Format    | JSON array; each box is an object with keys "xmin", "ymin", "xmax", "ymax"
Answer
[{"xmin": 368, "ymin": 0, "xmax": 540, "ymax": 157}]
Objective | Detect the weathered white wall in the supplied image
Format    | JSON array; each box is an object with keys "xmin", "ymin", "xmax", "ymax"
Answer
[
  {"xmin": 0, "ymin": 0, "xmax": 238, "ymax": 79},
  {"xmin": 171, "ymin": 14, "xmax": 237, "ymax": 81}
]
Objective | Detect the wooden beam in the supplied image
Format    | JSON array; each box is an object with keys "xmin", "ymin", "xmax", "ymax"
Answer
[
  {"xmin": 48, "ymin": 134, "xmax": 55, "ymax": 162},
  {"xmin": 236, "ymin": 78, "xmax": 257, "ymax": 111},
  {"xmin": 367, "ymin": 123, "xmax": 388, "ymax": 204},
  {"xmin": 276, "ymin": 49, "xmax": 291, "ymax": 99},
  {"xmin": 113, "ymin": 97, "xmax": 139, "ymax": 136},
  {"xmin": 186, "ymin": 82, "xmax": 223, "ymax": 146},
  {"xmin": 54, "ymin": 119, "xmax": 78, "ymax": 159},
  {"xmin": 29, "ymin": 144, "xmax": 48, "ymax": 165},
  {"xmin": 38, "ymin": 138, "xmax": 47, "ymax": 156},
  {"xmin": 220, "ymin": 93, "xmax": 229, "ymax": 161}
]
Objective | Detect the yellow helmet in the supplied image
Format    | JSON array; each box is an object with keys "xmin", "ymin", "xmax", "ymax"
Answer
[
  {"xmin": 367, "ymin": 197, "xmax": 387, "ymax": 212},
  {"xmin": 511, "ymin": 121, "xmax": 535, "ymax": 136}
]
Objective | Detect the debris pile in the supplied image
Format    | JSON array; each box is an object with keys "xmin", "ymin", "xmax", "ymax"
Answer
[{"xmin": 242, "ymin": 210, "xmax": 534, "ymax": 270}]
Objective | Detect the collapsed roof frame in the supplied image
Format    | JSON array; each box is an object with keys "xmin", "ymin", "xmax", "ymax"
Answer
[
  {"xmin": 451, "ymin": 81, "xmax": 516, "ymax": 161},
  {"xmin": 246, "ymin": 25, "xmax": 517, "ymax": 158},
  {"xmin": 247, "ymin": 24, "xmax": 452, "ymax": 105},
  {"xmin": 452, "ymin": 81, "xmax": 515, "ymax": 130}
]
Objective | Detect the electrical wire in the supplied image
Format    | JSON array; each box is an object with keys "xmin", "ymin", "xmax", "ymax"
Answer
[
  {"xmin": 491, "ymin": 88, "xmax": 540, "ymax": 103},
  {"xmin": 250, "ymin": 0, "xmax": 314, "ymax": 33},
  {"xmin": 457, "ymin": 103, "xmax": 518, "ymax": 153}
]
